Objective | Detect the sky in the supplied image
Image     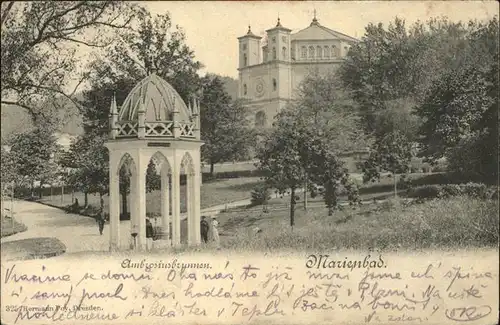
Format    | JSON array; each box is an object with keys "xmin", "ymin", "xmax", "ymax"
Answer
[{"xmin": 140, "ymin": 1, "xmax": 498, "ymax": 78}]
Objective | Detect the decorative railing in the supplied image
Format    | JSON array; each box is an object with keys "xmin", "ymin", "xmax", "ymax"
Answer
[
  {"xmin": 116, "ymin": 121, "xmax": 138, "ymax": 137},
  {"xmin": 145, "ymin": 121, "xmax": 173, "ymax": 137},
  {"xmin": 178, "ymin": 121, "xmax": 195, "ymax": 138},
  {"xmin": 116, "ymin": 120, "xmax": 196, "ymax": 139}
]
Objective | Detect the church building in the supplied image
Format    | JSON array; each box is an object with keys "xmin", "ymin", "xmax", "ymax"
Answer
[{"xmin": 237, "ymin": 14, "xmax": 358, "ymax": 128}]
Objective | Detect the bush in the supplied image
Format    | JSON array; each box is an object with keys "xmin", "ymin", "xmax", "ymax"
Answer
[
  {"xmin": 408, "ymin": 183, "xmax": 494, "ymax": 200},
  {"xmin": 438, "ymin": 184, "xmax": 462, "ymax": 198},
  {"xmin": 461, "ymin": 182, "xmax": 488, "ymax": 199},
  {"xmin": 407, "ymin": 185, "xmax": 441, "ymax": 199},
  {"xmin": 250, "ymin": 184, "xmax": 271, "ymax": 206}
]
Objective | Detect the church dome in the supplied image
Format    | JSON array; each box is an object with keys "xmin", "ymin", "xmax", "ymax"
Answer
[{"xmin": 118, "ymin": 73, "xmax": 191, "ymax": 122}]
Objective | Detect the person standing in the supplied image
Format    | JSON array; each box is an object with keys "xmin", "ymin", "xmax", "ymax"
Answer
[
  {"xmin": 211, "ymin": 217, "xmax": 220, "ymax": 247},
  {"xmin": 200, "ymin": 216, "xmax": 209, "ymax": 243},
  {"xmin": 96, "ymin": 209, "xmax": 105, "ymax": 235},
  {"xmin": 146, "ymin": 219, "xmax": 154, "ymax": 251}
]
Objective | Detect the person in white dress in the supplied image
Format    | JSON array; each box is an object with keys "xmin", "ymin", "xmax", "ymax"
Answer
[{"xmin": 211, "ymin": 217, "xmax": 220, "ymax": 246}]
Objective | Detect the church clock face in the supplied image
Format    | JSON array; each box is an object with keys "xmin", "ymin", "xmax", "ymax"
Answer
[{"xmin": 254, "ymin": 79, "xmax": 265, "ymax": 98}]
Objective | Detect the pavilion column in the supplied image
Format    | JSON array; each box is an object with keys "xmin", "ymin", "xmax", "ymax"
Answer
[
  {"xmin": 129, "ymin": 168, "xmax": 138, "ymax": 250},
  {"xmin": 109, "ymin": 159, "xmax": 120, "ymax": 251},
  {"xmin": 192, "ymin": 169, "xmax": 202, "ymax": 245},
  {"xmin": 135, "ymin": 153, "xmax": 147, "ymax": 251},
  {"xmin": 171, "ymin": 165, "xmax": 181, "ymax": 247},
  {"xmin": 157, "ymin": 167, "xmax": 171, "ymax": 246},
  {"xmin": 187, "ymin": 173, "xmax": 193, "ymax": 245}
]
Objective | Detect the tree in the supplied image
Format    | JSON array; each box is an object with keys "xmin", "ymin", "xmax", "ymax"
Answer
[
  {"xmin": 256, "ymin": 108, "xmax": 306, "ymax": 228},
  {"xmin": 1, "ymin": 1, "xmax": 136, "ymax": 119},
  {"xmin": 362, "ymin": 130, "xmax": 413, "ymax": 197},
  {"xmin": 61, "ymin": 131, "xmax": 109, "ymax": 208},
  {"xmin": 200, "ymin": 75, "xmax": 254, "ymax": 176},
  {"xmin": 339, "ymin": 17, "xmax": 471, "ymax": 134},
  {"xmin": 415, "ymin": 17, "xmax": 498, "ymax": 179},
  {"xmin": 77, "ymin": 10, "xmax": 204, "ymax": 215},
  {"xmin": 9, "ymin": 126, "xmax": 60, "ymax": 197},
  {"xmin": 83, "ymin": 9, "xmax": 203, "ymax": 119}
]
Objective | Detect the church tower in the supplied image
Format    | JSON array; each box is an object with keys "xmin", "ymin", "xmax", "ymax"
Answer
[
  {"xmin": 238, "ymin": 26, "xmax": 261, "ymax": 69},
  {"xmin": 265, "ymin": 17, "xmax": 292, "ymax": 118}
]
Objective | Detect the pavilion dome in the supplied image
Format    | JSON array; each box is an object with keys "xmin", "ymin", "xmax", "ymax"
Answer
[{"xmin": 118, "ymin": 73, "xmax": 191, "ymax": 122}]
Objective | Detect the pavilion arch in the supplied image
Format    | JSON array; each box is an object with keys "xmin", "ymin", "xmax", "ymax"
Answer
[
  {"xmin": 149, "ymin": 151, "xmax": 172, "ymax": 175},
  {"xmin": 116, "ymin": 152, "xmax": 136, "ymax": 176},
  {"xmin": 180, "ymin": 152, "xmax": 195, "ymax": 176}
]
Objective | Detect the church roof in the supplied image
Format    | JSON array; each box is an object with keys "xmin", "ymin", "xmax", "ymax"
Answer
[
  {"xmin": 291, "ymin": 18, "xmax": 358, "ymax": 43},
  {"xmin": 118, "ymin": 73, "xmax": 191, "ymax": 122}
]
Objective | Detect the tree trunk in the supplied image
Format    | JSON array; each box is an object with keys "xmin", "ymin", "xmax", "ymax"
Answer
[
  {"xmin": 39, "ymin": 182, "xmax": 43, "ymax": 199},
  {"xmin": 290, "ymin": 187, "xmax": 296, "ymax": 229},
  {"xmin": 31, "ymin": 180, "xmax": 35, "ymax": 198},
  {"xmin": 393, "ymin": 173, "xmax": 398, "ymax": 198},
  {"xmin": 328, "ymin": 206, "xmax": 334, "ymax": 216},
  {"xmin": 210, "ymin": 162, "xmax": 215, "ymax": 177},
  {"xmin": 84, "ymin": 192, "xmax": 89, "ymax": 208},
  {"xmin": 100, "ymin": 193, "xmax": 104, "ymax": 210},
  {"xmin": 303, "ymin": 177, "xmax": 308, "ymax": 211}
]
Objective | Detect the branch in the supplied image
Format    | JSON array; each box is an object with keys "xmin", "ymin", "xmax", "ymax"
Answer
[
  {"xmin": 1, "ymin": 100, "xmax": 34, "ymax": 112},
  {"xmin": 1, "ymin": 1, "xmax": 14, "ymax": 27},
  {"xmin": 57, "ymin": 36, "xmax": 112, "ymax": 48}
]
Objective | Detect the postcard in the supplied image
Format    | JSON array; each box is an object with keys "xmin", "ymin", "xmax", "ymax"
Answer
[{"xmin": 1, "ymin": 1, "xmax": 498, "ymax": 324}]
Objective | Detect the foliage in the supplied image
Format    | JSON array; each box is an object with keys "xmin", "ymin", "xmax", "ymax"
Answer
[
  {"xmin": 407, "ymin": 182, "xmax": 493, "ymax": 200},
  {"xmin": 145, "ymin": 160, "xmax": 161, "ymax": 192},
  {"xmin": 250, "ymin": 183, "xmax": 271, "ymax": 207},
  {"xmin": 200, "ymin": 76, "xmax": 255, "ymax": 174},
  {"xmin": 61, "ymin": 131, "xmax": 109, "ymax": 198},
  {"xmin": 9, "ymin": 126, "xmax": 60, "ymax": 191},
  {"xmin": 339, "ymin": 17, "xmax": 472, "ymax": 133},
  {"xmin": 415, "ymin": 18, "xmax": 498, "ymax": 178},
  {"xmin": 0, "ymin": 146, "xmax": 17, "ymax": 185},
  {"xmin": 83, "ymin": 8, "xmax": 203, "ymax": 124},
  {"xmin": 362, "ymin": 130, "xmax": 413, "ymax": 183},
  {"xmin": 1, "ymin": 1, "xmax": 135, "ymax": 119}
]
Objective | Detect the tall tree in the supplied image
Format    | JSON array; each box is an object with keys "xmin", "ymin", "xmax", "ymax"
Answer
[
  {"xmin": 200, "ymin": 75, "xmax": 254, "ymax": 176},
  {"xmin": 9, "ymin": 126, "xmax": 60, "ymax": 197},
  {"xmin": 415, "ymin": 17, "xmax": 499, "ymax": 178},
  {"xmin": 1, "ymin": 1, "xmax": 136, "ymax": 119}
]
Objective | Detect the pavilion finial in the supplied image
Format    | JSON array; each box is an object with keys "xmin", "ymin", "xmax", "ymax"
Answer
[
  {"xmin": 311, "ymin": 9, "xmax": 319, "ymax": 25},
  {"xmin": 110, "ymin": 93, "xmax": 118, "ymax": 115}
]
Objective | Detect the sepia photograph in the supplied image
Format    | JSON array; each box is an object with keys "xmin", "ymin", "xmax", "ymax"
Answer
[{"xmin": 1, "ymin": 1, "xmax": 498, "ymax": 324}]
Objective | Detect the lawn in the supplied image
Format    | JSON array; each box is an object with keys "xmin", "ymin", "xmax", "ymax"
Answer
[
  {"xmin": 39, "ymin": 177, "xmax": 264, "ymax": 215},
  {"xmin": 217, "ymin": 196, "xmax": 499, "ymax": 252},
  {"xmin": 1, "ymin": 216, "xmax": 27, "ymax": 238},
  {"xmin": 1, "ymin": 237, "xmax": 66, "ymax": 261}
]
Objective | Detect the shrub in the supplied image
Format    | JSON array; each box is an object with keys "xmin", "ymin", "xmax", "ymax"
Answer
[
  {"xmin": 250, "ymin": 184, "xmax": 271, "ymax": 206},
  {"xmin": 407, "ymin": 185, "xmax": 441, "ymax": 199},
  {"xmin": 461, "ymin": 182, "xmax": 488, "ymax": 199},
  {"xmin": 438, "ymin": 184, "xmax": 462, "ymax": 198}
]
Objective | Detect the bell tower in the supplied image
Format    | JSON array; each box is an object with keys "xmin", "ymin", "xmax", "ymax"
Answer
[{"xmin": 238, "ymin": 25, "xmax": 262, "ymax": 69}]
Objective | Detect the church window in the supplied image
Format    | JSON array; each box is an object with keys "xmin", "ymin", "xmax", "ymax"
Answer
[
  {"xmin": 344, "ymin": 46, "xmax": 349, "ymax": 55},
  {"xmin": 243, "ymin": 84, "xmax": 247, "ymax": 95},
  {"xmin": 317, "ymin": 46, "xmax": 322, "ymax": 58},
  {"xmin": 273, "ymin": 78, "xmax": 277, "ymax": 91},
  {"xmin": 324, "ymin": 46, "xmax": 330, "ymax": 58},
  {"xmin": 272, "ymin": 47, "xmax": 276, "ymax": 60},
  {"xmin": 301, "ymin": 46, "xmax": 307, "ymax": 58},
  {"xmin": 243, "ymin": 53, "xmax": 247, "ymax": 66},
  {"xmin": 242, "ymin": 44, "xmax": 247, "ymax": 50},
  {"xmin": 272, "ymin": 37, "xmax": 276, "ymax": 43},
  {"xmin": 309, "ymin": 46, "xmax": 315, "ymax": 58},
  {"xmin": 332, "ymin": 45, "xmax": 340, "ymax": 57},
  {"xmin": 282, "ymin": 47, "xmax": 287, "ymax": 60},
  {"xmin": 255, "ymin": 111, "xmax": 267, "ymax": 128}
]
